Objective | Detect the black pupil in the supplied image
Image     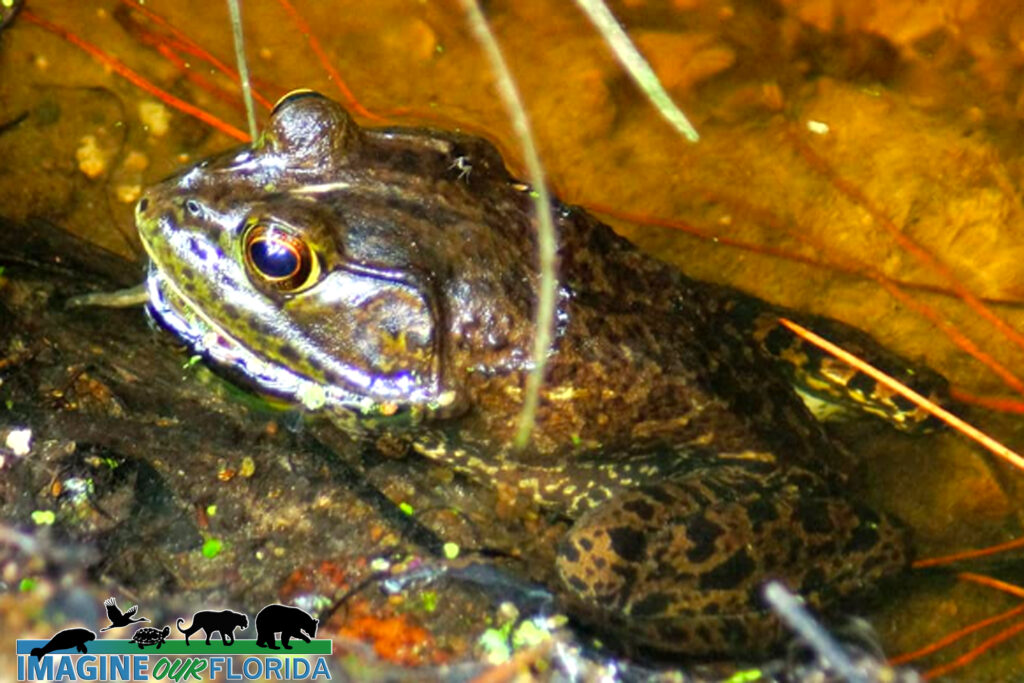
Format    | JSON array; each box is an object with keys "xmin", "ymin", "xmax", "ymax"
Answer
[{"xmin": 250, "ymin": 238, "xmax": 299, "ymax": 279}]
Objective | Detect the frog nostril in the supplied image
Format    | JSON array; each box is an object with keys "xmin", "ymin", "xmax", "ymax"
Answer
[
  {"xmin": 186, "ymin": 199, "xmax": 202, "ymax": 216},
  {"xmin": 137, "ymin": 197, "xmax": 149, "ymax": 213}
]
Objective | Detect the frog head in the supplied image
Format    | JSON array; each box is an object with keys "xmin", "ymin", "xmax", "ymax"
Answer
[{"xmin": 135, "ymin": 92, "xmax": 538, "ymax": 432}]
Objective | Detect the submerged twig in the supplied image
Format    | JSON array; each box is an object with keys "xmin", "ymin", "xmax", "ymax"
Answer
[
  {"xmin": 65, "ymin": 283, "xmax": 149, "ymax": 309},
  {"xmin": 574, "ymin": 0, "xmax": 699, "ymax": 142},
  {"xmin": 762, "ymin": 581, "xmax": 869, "ymax": 683},
  {"xmin": 458, "ymin": 0, "xmax": 558, "ymax": 450},
  {"xmin": 0, "ymin": 0, "xmax": 24, "ymax": 32},
  {"xmin": 0, "ymin": 111, "xmax": 28, "ymax": 136},
  {"xmin": 226, "ymin": 0, "xmax": 257, "ymax": 140}
]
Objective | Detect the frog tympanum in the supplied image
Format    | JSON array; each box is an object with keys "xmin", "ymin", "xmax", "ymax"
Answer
[{"xmin": 136, "ymin": 91, "xmax": 946, "ymax": 657}]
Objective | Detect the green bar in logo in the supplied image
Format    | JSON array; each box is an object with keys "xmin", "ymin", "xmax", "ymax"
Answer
[{"xmin": 18, "ymin": 639, "xmax": 332, "ymax": 656}]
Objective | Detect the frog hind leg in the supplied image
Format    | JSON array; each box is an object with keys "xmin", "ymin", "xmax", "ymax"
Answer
[{"xmin": 554, "ymin": 465, "xmax": 909, "ymax": 657}]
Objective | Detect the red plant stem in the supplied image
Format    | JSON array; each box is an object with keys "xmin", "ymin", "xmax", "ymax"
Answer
[
  {"xmin": 950, "ymin": 388, "xmax": 1024, "ymax": 414},
  {"xmin": 590, "ymin": 202, "xmax": 842, "ymax": 268},
  {"xmin": 791, "ymin": 130, "xmax": 1024, "ymax": 367},
  {"xmin": 872, "ymin": 276, "xmax": 1024, "ymax": 396},
  {"xmin": 889, "ymin": 602, "xmax": 1024, "ymax": 665},
  {"xmin": 118, "ymin": 0, "xmax": 273, "ymax": 110},
  {"xmin": 913, "ymin": 537, "xmax": 1024, "ymax": 570},
  {"xmin": 696, "ymin": 180, "xmax": 1024, "ymax": 399},
  {"xmin": 153, "ymin": 43, "xmax": 257, "ymax": 113},
  {"xmin": 590, "ymin": 204, "xmax": 1024, "ymax": 415},
  {"xmin": 703, "ymin": 175, "xmax": 1024, "ymax": 399},
  {"xmin": 957, "ymin": 572, "xmax": 1024, "ymax": 599},
  {"xmin": 590, "ymin": 202, "xmax": 1024, "ymax": 307},
  {"xmin": 595, "ymin": 177, "xmax": 1024, "ymax": 402},
  {"xmin": 923, "ymin": 617, "xmax": 1024, "ymax": 679},
  {"xmin": 273, "ymin": 0, "xmax": 384, "ymax": 122},
  {"xmin": 22, "ymin": 10, "xmax": 250, "ymax": 143}
]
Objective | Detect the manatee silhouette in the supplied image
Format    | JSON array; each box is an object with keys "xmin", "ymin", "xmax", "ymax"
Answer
[{"xmin": 30, "ymin": 628, "xmax": 96, "ymax": 658}]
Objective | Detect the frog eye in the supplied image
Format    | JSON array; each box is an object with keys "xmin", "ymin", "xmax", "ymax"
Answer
[{"xmin": 243, "ymin": 224, "xmax": 320, "ymax": 292}]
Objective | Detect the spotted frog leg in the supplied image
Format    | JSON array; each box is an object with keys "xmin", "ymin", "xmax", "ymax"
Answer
[
  {"xmin": 445, "ymin": 441, "xmax": 909, "ymax": 657},
  {"xmin": 548, "ymin": 454, "xmax": 908, "ymax": 657}
]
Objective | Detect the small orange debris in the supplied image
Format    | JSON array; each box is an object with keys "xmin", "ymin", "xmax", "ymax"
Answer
[
  {"xmin": 335, "ymin": 598, "xmax": 448, "ymax": 667},
  {"xmin": 278, "ymin": 561, "xmax": 351, "ymax": 599}
]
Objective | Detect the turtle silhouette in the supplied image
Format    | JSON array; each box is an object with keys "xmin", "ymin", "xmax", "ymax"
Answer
[
  {"xmin": 131, "ymin": 625, "xmax": 170, "ymax": 649},
  {"xmin": 30, "ymin": 628, "xmax": 96, "ymax": 658},
  {"xmin": 100, "ymin": 597, "xmax": 149, "ymax": 631}
]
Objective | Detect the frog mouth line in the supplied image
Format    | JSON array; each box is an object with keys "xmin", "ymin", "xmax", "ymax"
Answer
[
  {"xmin": 137, "ymin": 216, "xmax": 335, "ymax": 409},
  {"xmin": 137, "ymin": 225, "xmax": 440, "ymax": 418},
  {"xmin": 144, "ymin": 266, "xmax": 354, "ymax": 413}
]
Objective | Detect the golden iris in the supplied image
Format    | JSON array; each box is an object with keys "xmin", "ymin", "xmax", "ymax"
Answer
[{"xmin": 243, "ymin": 224, "xmax": 317, "ymax": 292}]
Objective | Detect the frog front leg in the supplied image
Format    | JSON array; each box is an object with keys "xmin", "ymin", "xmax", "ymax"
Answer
[{"xmin": 554, "ymin": 463, "xmax": 908, "ymax": 657}]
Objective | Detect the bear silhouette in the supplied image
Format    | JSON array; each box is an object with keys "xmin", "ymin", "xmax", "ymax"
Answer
[
  {"xmin": 254, "ymin": 604, "xmax": 318, "ymax": 650},
  {"xmin": 177, "ymin": 609, "xmax": 248, "ymax": 646},
  {"xmin": 30, "ymin": 628, "xmax": 96, "ymax": 658}
]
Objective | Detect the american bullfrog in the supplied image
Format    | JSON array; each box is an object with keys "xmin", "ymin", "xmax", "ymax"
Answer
[{"xmin": 135, "ymin": 91, "xmax": 947, "ymax": 657}]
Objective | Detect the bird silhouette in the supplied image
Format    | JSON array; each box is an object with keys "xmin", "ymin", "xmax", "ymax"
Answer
[{"xmin": 100, "ymin": 597, "xmax": 149, "ymax": 631}]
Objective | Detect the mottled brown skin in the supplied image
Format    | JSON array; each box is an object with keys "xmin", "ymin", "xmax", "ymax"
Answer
[{"xmin": 136, "ymin": 92, "xmax": 932, "ymax": 657}]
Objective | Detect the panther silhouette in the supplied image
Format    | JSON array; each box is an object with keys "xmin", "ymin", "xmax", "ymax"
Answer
[{"xmin": 176, "ymin": 609, "xmax": 248, "ymax": 646}]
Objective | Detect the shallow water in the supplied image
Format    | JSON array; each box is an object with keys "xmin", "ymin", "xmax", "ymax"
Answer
[{"xmin": 3, "ymin": 0, "xmax": 1024, "ymax": 679}]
